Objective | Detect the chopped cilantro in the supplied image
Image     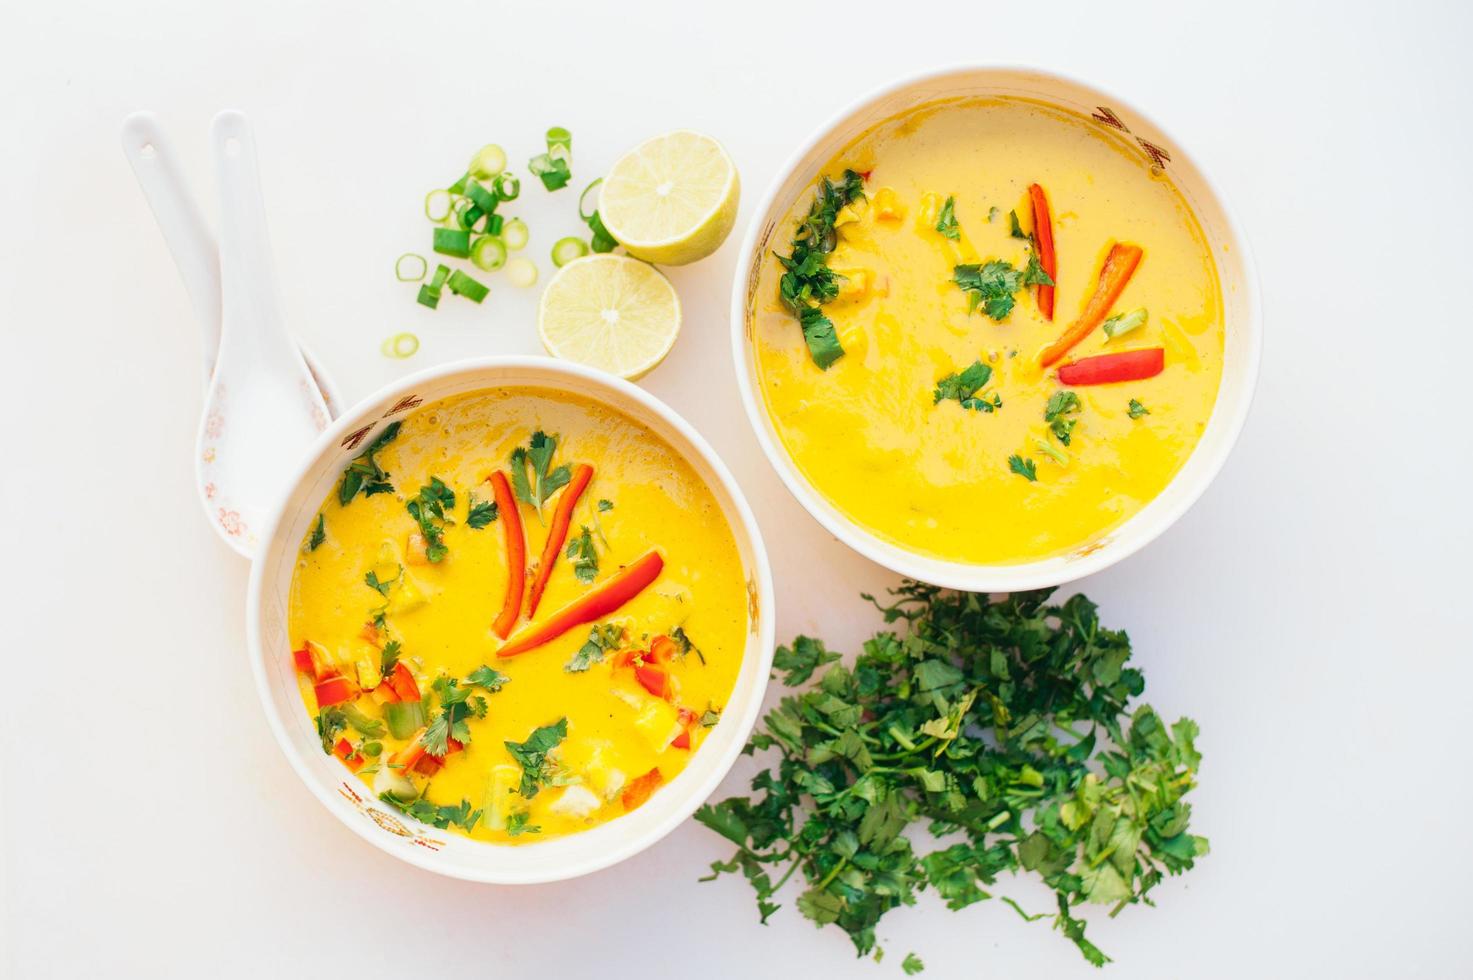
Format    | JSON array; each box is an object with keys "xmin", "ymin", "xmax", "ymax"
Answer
[
  {"xmin": 987, "ymin": 206, "xmax": 1000, "ymax": 222},
  {"xmin": 1022, "ymin": 247, "xmax": 1055, "ymax": 288},
  {"xmin": 504, "ymin": 718, "xmax": 568, "ymax": 798},
  {"xmin": 421, "ymin": 675, "xmax": 491, "ymax": 756},
  {"xmin": 565, "ymin": 623, "xmax": 623, "ymax": 673},
  {"xmin": 466, "ymin": 495, "xmax": 498, "ymax": 529},
  {"xmin": 1044, "ymin": 390, "xmax": 1082, "ymax": 445},
  {"xmin": 338, "ymin": 421, "xmax": 400, "ymax": 504},
  {"xmin": 1008, "ymin": 454, "xmax": 1038, "ymax": 481},
  {"xmin": 1128, "ymin": 398, "xmax": 1150, "ymax": 419},
  {"xmin": 1008, "ymin": 209, "xmax": 1027, "ymax": 239},
  {"xmin": 379, "ymin": 639, "xmax": 402, "ymax": 676},
  {"xmin": 505, "ymin": 811, "xmax": 539, "ymax": 837},
  {"xmin": 778, "ymin": 169, "xmax": 865, "ymax": 368},
  {"xmin": 315, "ymin": 707, "xmax": 348, "ymax": 754},
  {"xmin": 953, "ymin": 261, "xmax": 1022, "ymax": 321},
  {"xmin": 406, "ymin": 477, "xmax": 455, "ymax": 562},
  {"xmin": 671, "ymin": 625, "xmax": 705, "ymax": 665},
  {"xmin": 379, "ymin": 791, "xmax": 482, "ymax": 832},
  {"xmin": 933, "ymin": 361, "xmax": 1001, "ymax": 412},
  {"xmin": 466, "ymin": 665, "xmax": 509, "ymax": 692},
  {"xmin": 699, "ymin": 707, "xmax": 721, "ymax": 727},
  {"xmin": 307, "ymin": 514, "xmax": 326, "ymax": 551},
  {"xmin": 565, "ymin": 525, "xmax": 597, "ymax": 583},
  {"xmin": 597, "ymin": 498, "xmax": 613, "ymax": 512},
  {"xmin": 510, "ymin": 431, "xmax": 572, "ymax": 513},
  {"xmin": 364, "ymin": 566, "xmax": 400, "ymax": 597},
  {"xmin": 934, "ymin": 195, "xmax": 959, "ymax": 240}
]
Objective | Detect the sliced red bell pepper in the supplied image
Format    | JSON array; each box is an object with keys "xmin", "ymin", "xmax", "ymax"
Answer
[
  {"xmin": 1028, "ymin": 183, "xmax": 1057, "ymax": 321},
  {"xmin": 527, "ymin": 463, "xmax": 594, "ymax": 618},
  {"xmin": 389, "ymin": 730, "xmax": 427, "ymax": 773},
  {"xmin": 371, "ymin": 681, "xmax": 401, "ymax": 704},
  {"xmin": 313, "ymin": 676, "xmax": 357, "ymax": 707},
  {"xmin": 413, "ymin": 755, "xmax": 442, "ymax": 776},
  {"xmin": 388, "ymin": 661, "xmax": 421, "ymax": 702},
  {"xmin": 489, "ymin": 470, "xmax": 525, "ymax": 639},
  {"xmin": 1039, "ymin": 243, "xmax": 1144, "ymax": 367},
  {"xmin": 499, "ymin": 550, "xmax": 664, "ymax": 658},
  {"xmin": 333, "ymin": 737, "xmax": 365, "ymax": 772},
  {"xmin": 647, "ymin": 634, "xmax": 676, "ymax": 664},
  {"xmin": 621, "ymin": 767, "xmax": 664, "ymax": 811},
  {"xmin": 635, "ymin": 665, "xmax": 670, "ymax": 700},
  {"xmin": 292, "ymin": 641, "xmax": 338, "ymax": 681},
  {"xmin": 1057, "ymin": 348, "xmax": 1165, "ymax": 386}
]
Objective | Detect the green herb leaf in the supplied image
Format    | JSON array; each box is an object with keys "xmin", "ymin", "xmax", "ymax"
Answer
[
  {"xmin": 364, "ymin": 567, "xmax": 400, "ymax": 597},
  {"xmin": 778, "ymin": 170, "xmax": 865, "ymax": 368},
  {"xmin": 379, "ymin": 792, "xmax": 482, "ymax": 832},
  {"xmin": 598, "ymin": 498, "xmax": 614, "ymax": 512},
  {"xmin": 510, "ymin": 431, "xmax": 573, "ymax": 513},
  {"xmin": 1008, "ymin": 454, "xmax": 1038, "ymax": 481},
  {"xmin": 504, "ymin": 718, "xmax": 568, "ymax": 799},
  {"xmin": 506, "ymin": 810, "xmax": 540, "ymax": 836},
  {"xmin": 1044, "ymin": 390, "xmax": 1082, "ymax": 445},
  {"xmin": 1008, "ymin": 209, "xmax": 1027, "ymax": 239},
  {"xmin": 466, "ymin": 495, "xmax": 498, "ymax": 529},
  {"xmin": 338, "ymin": 422, "xmax": 401, "ymax": 505},
  {"xmin": 565, "ymin": 525, "xmax": 598, "ymax": 583},
  {"xmin": 934, "ymin": 196, "xmax": 959, "ymax": 240},
  {"xmin": 902, "ymin": 953, "xmax": 925, "ymax": 975},
  {"xmin": 406, "ymin": 477, "xmax": 455, "ymax": 562},
  {"xmin": 953, "ymin": 262, "xmax": 1022, "ymax": 321},
  {"xmin": 1128, "ymin": 399, "xmax": 1150, "ymax": 419},
  {"xmin": 565, "ymin": 623, "xmax": 624, "ymax": 673},
  {"xmin": 379, "ymin": 639, "xmax": 402, "ymax": 676},
  {"xmin": 671, "ymin": 625, "xmax": 705, "ymax": 665},
  {"xmin": 466, "ymin": 665, "xmax": 509, "ymax": 692},
  {"xmin": 933, "ymin": 361, "xmax": 1001, "ymax": 413},
  {"xmin": 1021, "ymin": 247, "xmax": 1055, "ymax": 288},
  {"xmin": 306, "ymin": 514, "xmax": 326, "ymax": 551}
]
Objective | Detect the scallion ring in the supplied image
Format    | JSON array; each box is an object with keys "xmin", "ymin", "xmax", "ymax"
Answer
[
  {"xmin": 546, "ymin": 127, "xmax": 572, "ymax": 154},
  {"xmin": 468, "ymin": 144, "xmax": 507, "ymax": 180},
  {"xmin": 578, "ymin": 178, "xmax": 603, "ymax": 222},
  {"xmin": 470, "ymin": 235, "xmax": 507, "ymax": 272},
  {"xmin": 485, "ymin": 213, "xmax": 504, "ymax": 237},
  {"xmin": 464, "ymin": 178, "xmax": 499, "ymax": 214},
  {"xmin": 504, "ymin": 257, "xmax": 538, "ymax": 288},
  {"xmin": 493, "ymin": 172, "xmax": 520, "ymax": 201},
  {"xmin": 502, "ymin": 218, "xmax": 529, "ymax": 251},
  {"xmin": 381, "ymin": 332, "xmax": 420, "ymax": 359},
  {"xmin": 551, "ymin": 237, "xmax": 590, "ymax": 267},
  {"xmin": 424, "ymin": 189, "xmax": 452, "ymax": 222},
  {"xmin": 395, "ymin": 253, "xmax": 428, "ymax": 282}
]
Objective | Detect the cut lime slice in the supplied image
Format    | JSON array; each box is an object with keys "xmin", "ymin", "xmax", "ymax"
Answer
[
  {"xmin": 598, "ymin": 131, "xmax": 739, "ymax": 266},
  {"xmin": 537, "ymin": 254, "xmax": 681, "ymax": 379}
]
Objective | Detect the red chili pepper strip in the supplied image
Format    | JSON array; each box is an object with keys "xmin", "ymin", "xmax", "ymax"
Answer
[
  {"xmin": 1039, "ymin": 243, "xmax": 1144, "ymax": 367},
  {"xmin": 498, "ymin": 550, "xmax": 665, "ymax": 658},
  {"xmin": 489, "ymin": 471, "xmax": 525, "ymax": 639},
  {"xmin": 1057, "ymin": 348, "xmax": 1165, "ymax": 386},
  {"xmin": 313, "ymin": 676, "xmax": 357, "ymax": 707},
  {"xmin": 526, "ymin": 463, "xmax": 594, "ymax": 618},
  {"xmin": 621, "ymin": 767, "xmax": 664, "ymax": 811},
  {"xmin": 333, "ymin": 738, "xmax": 364, "ymax": 772},
  {"xmin": 388, "ymin": 661, "xmax": 420, "ymax": 702},
  {"xmin": 1028, "ymin": 183, "xmax": 1057, "ymax": 321}
]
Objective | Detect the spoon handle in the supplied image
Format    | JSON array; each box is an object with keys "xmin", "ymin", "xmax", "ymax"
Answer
[
  {"xmin": 210, "ymin": 110, "xmax": 329, "ymax": 416},
  {"xmin": 121, "ymin": 112, "xmax": 222, "ymax": 384}
]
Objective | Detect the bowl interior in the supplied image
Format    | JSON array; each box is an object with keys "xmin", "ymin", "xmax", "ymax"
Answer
[
  {"xmin": 248, "ymin": 357, "xmax": 774, "ymax": 883},
  {"xmin": 733, "ymin": 66, "xmax": 1260, "ymax": 592}
]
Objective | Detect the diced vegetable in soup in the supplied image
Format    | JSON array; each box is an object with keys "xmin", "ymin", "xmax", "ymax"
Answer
[
  {"xmin": 750, "ymin": 97, "xmax": 1226, "ymax": 564},
  {"xmin": 289, "ymin": 388, "xmax": 748, "ymax": 843}
]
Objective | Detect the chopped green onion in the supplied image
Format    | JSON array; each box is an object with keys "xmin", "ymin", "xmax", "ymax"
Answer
[
  {"xmin": 1033, "ymin": 436, "xmax": 1069, "ymax": 465},
  {"xmin": 529, "ymin": 153, "xmax": 571, "ymax": 191},
  {"xmin": 434, "ymin": 227, "xmax": 472, "ymax": 258},
  {"xmin": 381, "ymin": 332, "xmax": 420, "ymax": 359},
  {"xmin": 430, "ymin": 264, "xmax": 450, "ymax": 289},
  {"xmin": 493, "ymin": 172, "xmax": 520, "ymax": 201},
  {"xmin": 471, "ymin": 235, "xmax": 507, "ymax": 272},
  {"xmin": 456, "ymin": 201, "xmax": 485, "ymax": 232},
  {"xmin": 502, "ymin": 218, "xmax": 529, "ymax": 251},
  {"xmin": 416, "ymin": 285, "xmax": 440, "ymax": 309},
  {"xmin": 546, "ymin": 127, "xmax": 572, "ymax": 154},
  {"xmin": 504, "ymin": 257, "xmax": 538, "ymax": 288},
  {"xmin": 464, "ymin": 178, "xmax": 499, "ymax": 214},
  {"xmin": 578, "ymin": 179, "xmax": 602, "ymax": 222},
  {"xmin": 485, "ymin": 213, "xmax": 504, "ymax": 237},
  {"xmin": 551, "ymin": 236, "xmax": 589, "ymax": 267},
  {"xmin": 447, "ymin": 173, "xmax": 469, "ymax": 195},
  {"xmin": 1103, "ymin": 307, "xmax": 1148, "ymax": 340},
  {"xmin": 424, "ymin": 190, "xmax": 452, "ymax": 222},
  {"xmin": 578, "ymin": 179, "xmax": 619, "ymax": 253},
  {"xmin": 469, "ymin": 144, "xmax": 506, "ymax": 180},
  {"xmin": 447, "ymin": 269, "xmax": 489, "ymax": 303},
  {"xmin": 395, "ymin": 253, "xmax": 427, "ymax": 282}
]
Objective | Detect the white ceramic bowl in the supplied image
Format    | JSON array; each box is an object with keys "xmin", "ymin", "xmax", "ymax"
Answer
[
  {"xmin": 247, "ymin": 356, "xmax": 775, "ymax": 883},
  {"xmin": 731, "ymin": 65, "xmax": 1262, "ymax": 592}
]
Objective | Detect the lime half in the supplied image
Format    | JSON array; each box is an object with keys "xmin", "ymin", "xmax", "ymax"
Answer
[
  {"xmin": 537, "ymin": 254, "xmax": 681, "ymax": 379},
  {"xmin": 598, "ymin": 131, "xmax": 739, "ymax": 266}
]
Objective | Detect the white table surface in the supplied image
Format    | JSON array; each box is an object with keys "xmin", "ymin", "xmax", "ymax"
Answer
[{"xmin": 5, "ymin": 1, "xmax": 1471, "ymax": 976}]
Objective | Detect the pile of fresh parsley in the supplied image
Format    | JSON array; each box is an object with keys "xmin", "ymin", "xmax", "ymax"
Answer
[
  {"xmin": 777, "ymin": 169, "xmax": 866, "ymax": 370},
  {"xmin": 696, "ymin": 584, "xmax": 1208, "ymax": 967}
]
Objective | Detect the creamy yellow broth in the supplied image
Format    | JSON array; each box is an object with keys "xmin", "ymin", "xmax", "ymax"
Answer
[
  {"xmin": 288, "ymin": 388, "xmax": 748, "ymax": 843},
  {"xmin": 751, "ymin": 98, "xmax": 1224, "ymax": 563}
]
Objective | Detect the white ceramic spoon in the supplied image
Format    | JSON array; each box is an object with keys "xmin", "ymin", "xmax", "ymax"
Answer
[
  {"xmin": 191, "ymin": 111, "xmax": 331, "ymax": 556},
  {"xmin": 120, "ymin": 113, "xmax": 343, "ymax": 415}
]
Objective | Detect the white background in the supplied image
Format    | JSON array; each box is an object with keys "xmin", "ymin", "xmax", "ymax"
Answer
[{"xmin": 4, "ymin": 1, "xmax": 1471, "ymax": 977}]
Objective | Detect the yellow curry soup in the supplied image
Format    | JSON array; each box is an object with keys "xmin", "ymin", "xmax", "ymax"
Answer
[
  {"xmin": 288, "ymin": 388, "xmax": 748, "ymax": 843},
  {"xmin": 751, "ymin": 97, "xmax": 1224, "ymax": 564}
]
